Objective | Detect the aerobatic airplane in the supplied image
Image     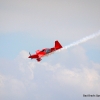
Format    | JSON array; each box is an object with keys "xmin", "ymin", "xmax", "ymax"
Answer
[{"xmin": 28, "ymin": 40, "xmax": 62, "ymax": 62}]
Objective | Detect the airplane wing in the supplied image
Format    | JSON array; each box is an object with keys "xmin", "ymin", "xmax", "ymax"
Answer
[{"xmin": 38, "ymin": 52, "xmax": 46, "ymax": 58}]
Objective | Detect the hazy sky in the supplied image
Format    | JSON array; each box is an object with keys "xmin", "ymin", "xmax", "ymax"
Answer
[{"xmin": 0, "ymin": 0, "xmax": 100, "ymax": 100}]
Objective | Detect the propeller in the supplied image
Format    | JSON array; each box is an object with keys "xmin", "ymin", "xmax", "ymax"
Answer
[
  {"xmin": 29, "ymin": 52, "xmax": 32, "ymax": 60},
  {"xmin": 29, "ymin": 52, "xmax": 31, "ymax": 56}
]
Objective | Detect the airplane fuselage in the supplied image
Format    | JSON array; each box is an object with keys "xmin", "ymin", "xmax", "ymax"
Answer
[{"xmin": 28, "ymin": 40, "xmax": 62, "ymax": 62}]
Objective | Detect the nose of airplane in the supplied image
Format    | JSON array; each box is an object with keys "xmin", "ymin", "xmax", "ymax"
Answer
[{"xmin": 29, "ymin": 52, "xmax": 31, "ymax": 58}]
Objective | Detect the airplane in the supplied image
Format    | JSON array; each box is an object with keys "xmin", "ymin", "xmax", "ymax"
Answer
[{"xmin": 28, "ymin": 40, "xmax": 62, "ymax": 62}]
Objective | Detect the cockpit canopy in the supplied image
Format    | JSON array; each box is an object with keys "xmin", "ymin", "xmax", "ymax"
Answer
[{"xmin": 41, "ymin": 48, "xmax": 51, "ymax": 54}]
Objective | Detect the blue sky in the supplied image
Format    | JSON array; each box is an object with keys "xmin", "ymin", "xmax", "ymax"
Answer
[{"xmin": 0, "ymin": 0, "xmax": 100, "ymax": 100}]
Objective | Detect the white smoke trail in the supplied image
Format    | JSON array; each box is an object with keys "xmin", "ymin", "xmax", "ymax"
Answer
[{"xmin": 58, "ymin": 30, "xmax": 100, "ymax": 51}]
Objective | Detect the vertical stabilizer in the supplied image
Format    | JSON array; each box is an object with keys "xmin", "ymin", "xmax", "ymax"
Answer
[{"xmin": 55, "ymin": 40, "xmax": 62, "ymax": 49}]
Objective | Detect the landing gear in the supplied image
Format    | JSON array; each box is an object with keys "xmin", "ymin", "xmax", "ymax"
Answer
[{"xmin": 36, "ymin": 58, "xmax": 41, "ymax": 62}]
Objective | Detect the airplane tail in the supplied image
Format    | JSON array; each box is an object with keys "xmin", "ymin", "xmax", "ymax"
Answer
[{"xmin": 55, "ymin": 40, "xmax": 62, "ymax": 50}]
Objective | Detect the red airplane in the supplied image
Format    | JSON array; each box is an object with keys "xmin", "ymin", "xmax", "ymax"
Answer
[{"xmin": 28, "ymin": 40, "xmax": 62, "ymax": 62}]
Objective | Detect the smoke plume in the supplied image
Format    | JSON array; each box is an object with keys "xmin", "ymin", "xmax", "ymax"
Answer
[{"xmin": 59, "ymin": 30, "xmax": 100, "ymax": 51}]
